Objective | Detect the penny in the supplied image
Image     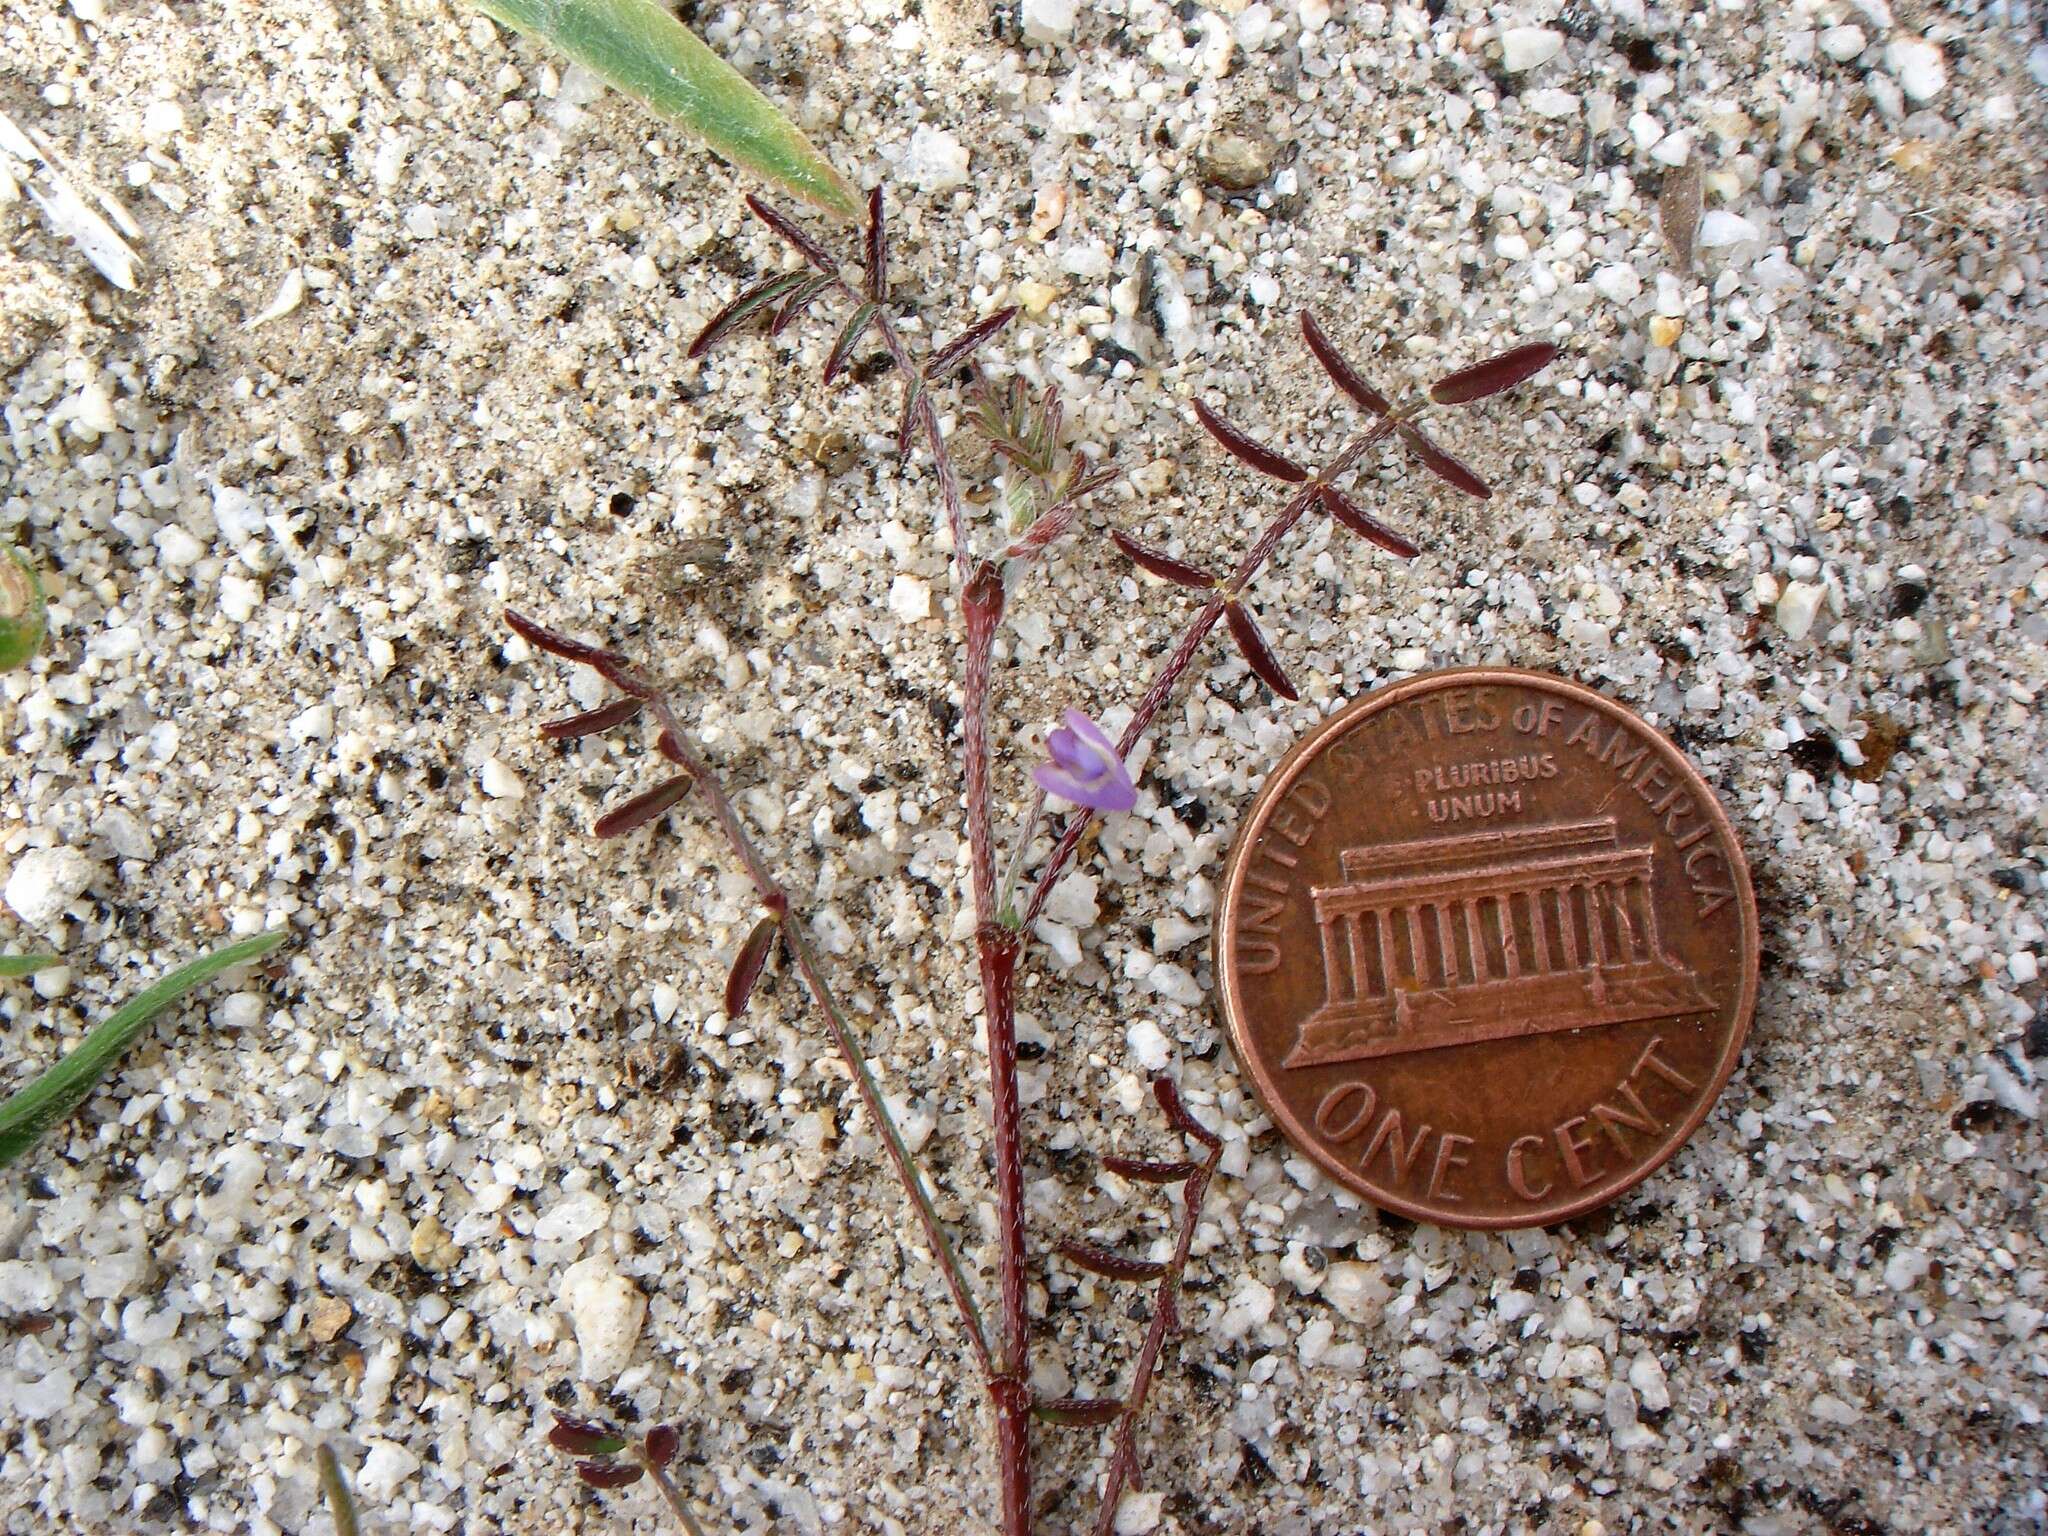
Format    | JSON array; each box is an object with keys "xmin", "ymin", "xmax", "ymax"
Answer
[{"xmin": 1215, "ymin": 669, "xmax": 1757, "ymax": 1230}]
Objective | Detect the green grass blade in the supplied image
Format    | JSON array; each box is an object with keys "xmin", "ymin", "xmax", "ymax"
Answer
[
  {"xmin": 474, "ymin": 0, "xmax": 859, "ymax": 222},
  {"xmin": 0, "ymin": 955, "xmax": 58, "ymax": 979},
  {"xmin": 0, "ymin": 929, "xmax": 287, "ymax": 1169}
]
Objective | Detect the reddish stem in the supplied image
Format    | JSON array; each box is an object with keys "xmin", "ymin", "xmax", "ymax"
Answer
[
  {"xmin": 977, "ymin": 930, "xmax": 1033, "ymax": 1536},
  {"xmin": 962, "ymin": 564, "xmax": 1005, "ymax": 927},
  {"xmin": 966, "ymin": 573, "xmax": 1032, "ymax": 1533},
  {"xmin": 807, "ymin": 234, "xmax": 1036, "ymax": 1535}
]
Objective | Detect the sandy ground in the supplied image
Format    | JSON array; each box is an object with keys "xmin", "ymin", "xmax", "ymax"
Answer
[{"xmin": 3, "ymin": 0, "xmax": 2047, "ymax": 1532}]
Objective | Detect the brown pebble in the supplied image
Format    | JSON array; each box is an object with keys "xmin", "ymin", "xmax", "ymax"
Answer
[
  {"xmin": 1198, "ymin": 126, "xmax": 1277, "ymax": 192},
  {"xmin": 410, "ymin": 1213, "xmax": 462, "ymax": 1273},
  {"xmin": 307, "ymin": 1294, "xmax": 353, "ymax": 1344},
  {"xmin": 1845, "ymin": 712, "xmax": 1905, "ymax": 782}
]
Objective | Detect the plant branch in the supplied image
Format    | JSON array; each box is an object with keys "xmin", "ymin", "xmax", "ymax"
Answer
[
  {"xmin": 1019, "ymin": 416, "xmax": 1403, "ymax": 930},
  {"xmin": 961, "ymin": 565, "xmax": 1004, "ymax": 929},
  {"xmin": 640, "ymin": 688, "xmax": 995, "ymax": 1378},
  {"xmin": 1090, "ymin": 1087, "xmax": 1224, "ymax": 1536},
  {"xmin": 975, "ymin": 929, "xmax": 1034, "ymax": 1536},
  {"xmin": 316, "ymin": 1445, "xmax": 360, "ymax": 1536},
  {"xmin": 775, "ymin": 209, "xmax": 1039, "ymax": 1536},
  {"xmin": 509, "ymin": 626, "xmax": 997, "ymax": 1379}
]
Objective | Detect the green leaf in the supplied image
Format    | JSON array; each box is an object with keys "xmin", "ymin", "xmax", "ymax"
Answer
[
  {"xmin": 0, "ymin": 548, "xmax": 46, "ymax": 674},
  {"xmin": 0, "ymin": 929, "xmax": 287, "ymax": 1169},
  {"xmin": 0, "ymin": 955, "xmax": 59, "ymax": 979},
  {"xmin": 473, "ymin": 0, "xmax": 859, "ymax": 222}
]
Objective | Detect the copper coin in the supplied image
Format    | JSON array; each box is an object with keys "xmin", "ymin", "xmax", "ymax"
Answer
[{"xmin": 1215, "ymin": 669, "xmax": 1757, "ymax": 1229}]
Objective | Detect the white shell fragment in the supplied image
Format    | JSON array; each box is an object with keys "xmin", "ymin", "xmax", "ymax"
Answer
[
  {"xmin": 243, "ymin": 268, "xmax": 306, "ymax": 329},
  {"xmin": 560, "ymin": 1257, "xmax": 646, "ymax": 1382},
  {"xmin": 0, "ymin": 107, "xmax": 143, "ymax": 290}
]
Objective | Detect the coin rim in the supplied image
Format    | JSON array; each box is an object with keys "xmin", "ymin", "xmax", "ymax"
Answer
[{"xmin": 1214, "ymin": 668, "xmax": 1760, "ymax": 1230}]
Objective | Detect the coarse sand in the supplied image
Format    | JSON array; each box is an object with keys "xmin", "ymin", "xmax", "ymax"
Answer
[{"xmin": 3, "ymin": 2, "xmax": 2047, "ymax": 1532}]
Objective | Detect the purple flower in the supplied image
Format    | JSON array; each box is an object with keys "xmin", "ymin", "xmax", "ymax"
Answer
[{"xmin": 1032, "ymin": 710, "xmax": 1137, "ymax": 814}]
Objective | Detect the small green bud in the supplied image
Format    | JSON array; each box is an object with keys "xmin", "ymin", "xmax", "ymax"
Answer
[{"xmin": 0, "ymin": 548, "xmax": 46, "ymax": 673}]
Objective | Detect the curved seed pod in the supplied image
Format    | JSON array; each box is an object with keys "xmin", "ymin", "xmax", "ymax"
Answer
[
  {"xmin": 472, "ymin": 0, "xmax": 859, "ymax": 221},
  {"xmin": 1224, "ymin": 602, "xmax": 1297, "ymax": 701},
  {"xmin": 771, "ymin": 274, "xmax": 834, "ymax": 336},
  {"xmin": 864, "ymin": 186, "xmax": 887, "ymax": 301},
  {"xmin": 548, "ymin": 1417, "xmax": 627, "ymax": 1457},
  {"xmin": 1316, "ymin": 485, "xmax": 1420, "ymax": 560},
  {"xmin": 1153, "ymin": 1075, "xmax": 1221, "ymax": 1149},
  {"xmin": 1299, "ymin": 312, "xmax": 1393, "ymax": 417},
  {"xmin": 1100, "ymin": 1155, "xmax": 1199, "ymax": 1184},
  {"xmin": 724, "ymin": 915, "xmax": 780, "ymax": 1018},
  {"xmin": 1396, "ymin": 424, "xmax": 1492, "ymax": 499},
  {"xmin": 505, "ymin": 609, "xmax": 626, "ymax": 669},
  {"xmin": 1428, "ymin": 341, "xmax": 1560, "ymax": 405},
  {"xmin": 1032, "ymin": 1397, "xmax": 1125, "ymax": 1427},
  {"xmin": 744, "ymin": 194, "xmax": 841, "ymax": 274},
  {"xmin": 1111, "ymin": 531, "xmax": 1215, "ymax": 589},
  {"xmin": 593, "ymin": 776, "xmax": 695, "ymax": 839},
  {"xmin": 688, "ymin": 272, "xmax": 809, "ymax": 359},
  {"xmin": 1057, "ymin": 1239, "xmax": 1167, "ymax": 1283},
  {"xmin": 926, "ymin": 306, "xmax": 1019, "ymax": 380},
  {"xmin": 824, "ymin": 302, "xmax": 882, "ymax": 385},
  {"xmin": 1192, "ymin": 400, "xmax": 1307, "ymax": 483},
  {"xmin": 575, "ymin": 1459, "xmax": 645, "ymax": 1489},
  {"xmin": 540, "ymin": 698, "xmax": 646, "ymax": 739},
  {"xmin": 642, "ymin": 1425, "xmax": 681, "ymax": 1469}
]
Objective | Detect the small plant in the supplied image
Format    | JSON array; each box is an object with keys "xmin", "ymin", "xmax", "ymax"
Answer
[
  {"xmin": 546, "ymin": 1416, "xmax": 702, "ymax": 1533},
  {"xmin": 460, "ymin": 3, "xmax": 1557, "ymax": 1528},
  {"xmin": 507, "ymin": 189, "xmax": 1555, "ymax": 1532}
]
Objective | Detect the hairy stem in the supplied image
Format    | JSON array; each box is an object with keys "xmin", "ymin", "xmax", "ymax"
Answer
[
  {"xmin": 1021, "ymin": 417, "xmax": 1402, "ymax": 929},
  {"xmin": 634, "ymin": 684, "xmax": 995, "ymax": 1377},
  {"xmin": 976, "ymin": 929, "xmax": 1033, "ymax": 1536},
  {"xmin": 844, "ymin": 242, "xmax": 1035, "ymax": 1534},
  {"xmin": 316, "ymin": 1445, "xmax": 360, "ymax": 1536}
]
